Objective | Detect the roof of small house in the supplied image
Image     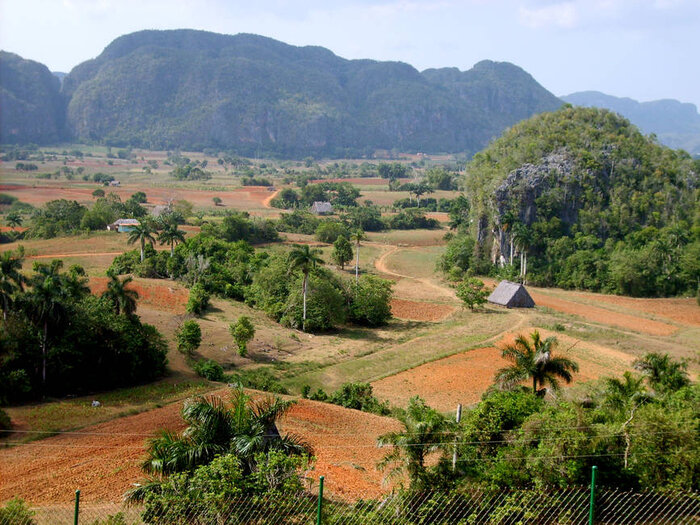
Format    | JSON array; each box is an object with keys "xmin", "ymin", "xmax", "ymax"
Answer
[
  {"xmin": 113, "ymin": 218, "xmax": 140, "ymax": 226},
  {"xmin": 311, "ymin": 201, "xmax": 333, "ymax": 213},
  {"xmin": 487, "ymin": 280, "xmax": 535, "ymax": 308}
]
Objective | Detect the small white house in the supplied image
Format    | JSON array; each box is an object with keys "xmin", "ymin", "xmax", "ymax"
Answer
[{"xmin": 107, "ymin": 218, "xmax": 140, "ymax": 233}]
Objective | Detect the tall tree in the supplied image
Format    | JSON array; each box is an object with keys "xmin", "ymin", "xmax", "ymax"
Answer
[
  {"xmin": 0, "ymin": 248, "xmax": 25, "ymax": 320},
  {"xmin": 102, "ymin": 271, "xmax": 139, "ymax": 316},
  {"xmin": 511, "ymin": 222, "xmax": 532, "ymax": 281},
  {"xmin": 287, "ymin": 244, "xmax": 324, "ymax": 330},
  {"xmin": 495, "ymin": 330, "xmax": 579, "ymax": 394},
  {"xmin": 350, "ymin": 229, "xmax": 367, "ymax": 284},
  {"xmin": 157, "ymin": 222, "xmax": 186, "ymax": 257},
  {"xmin": 5, "ymin": 212, "xmax": 23, "ymax": 230},
  {"xmin": 127, "ymin": 220, "xmax": 157, "ymax": 262},
  {"xmin": 331, "ymin": 234, "xmax": 353, "ymax": 270},
  {"xmin": 27, "ymin": 260, "xmax": 68, "ymax": 387}
]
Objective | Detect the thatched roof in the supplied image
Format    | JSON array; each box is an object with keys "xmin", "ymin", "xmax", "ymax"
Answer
[{"xmin": 487, "ymin": 280, "xmax": 535, "ymax": 308}]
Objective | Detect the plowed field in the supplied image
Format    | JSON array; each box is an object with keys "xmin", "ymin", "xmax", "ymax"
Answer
[
  {"xmin": 89, "ymin": 277, "xmax": 188, "ymax": 313},
  {"xmin": 0, "ymin": 392, "xmax": 400, "ymax": 503},
  {"xmin": 390, "ymin": 299, "xmax": 455, "ymax": 322}
]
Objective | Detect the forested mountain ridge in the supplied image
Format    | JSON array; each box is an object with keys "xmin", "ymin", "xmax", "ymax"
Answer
[
  {"xmin": 1, "ymin": 29, "xmax": 561, "ymax": 155},
  {"xmin": 452, "ymin": 106, "xmax": 700, "ymax": 297},
  {"xmin": 563, "ymin": 91, "xmax": 700, "ymax": 155},
  {"xmin": 0, "ymin": 51, "xmax": 65, "ymax": 144}
]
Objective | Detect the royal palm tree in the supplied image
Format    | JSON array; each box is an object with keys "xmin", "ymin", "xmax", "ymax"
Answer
[
  {"xmin": 63, "ymin": 264, "xmax": 91, "ymax": 300},
  {"xmin": 377, "ymin": 396, "xmax": 453, "ymax": 488},
  {"xmin": 511, "ymin": 222, "xmax": 532, "ymax": 281},
  {"xmin": 127, "ymin": 220, "xmax": 157, "ymax": 262},
  {"xmin": 495, "ymin": 330, "xmax": 579, "ymax": 394},
  {"xmin": 602, "ymin": 371, "xmax": 649, "ymax": 413},
  {"xmin": 0, "ymin": 248, "xmax": 25, "ymax": 321},
  {"xmin": 350, "ymin": 229, "xmax": 366, "ymax": 284},
  {"xmin": 287, "ymin": 244, "xmax": 324, "ymax": 329},
  {"xmin": 102, "ymin": 271, "xmax": 139, "ymax": 316},
  {"xmin": 141, "ymin": 390, "xmax": 310, "ymax": 477},
  {"xmin": 28, "ymin": 260, "xmax": 68, "ymax": 387},
  {"xmin": 157, "ymin": 222, "xmax": 186, "ymax": 257}
]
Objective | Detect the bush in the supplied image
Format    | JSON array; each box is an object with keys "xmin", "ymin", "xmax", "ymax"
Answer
[
  {"xmin": 0, "ymin": 498, "xmax": 36, "ymax": 525},
  {"xmin": 226, "ymin": 369, "xmax": 288, "ymax": 394},
  {"xmin": 176, "ymin": 320, "xmax": 202, "ymax": 356},
  {"xmin": 0, "ymin": 408, "xmax": 11, "ymax": 431},
  {"xmin": 193, "ymin": 359, "xmax": 225, "ymax": 382},
  {"xmin": 348, "ymin": 275, "xmax": 394, "ymax": 326},
  {"xmin": 315, "ymin": 221, "xmax": 349, "ymax": 243},
  {"xmin": 186, "ymin": 284, "xmax": 210, "ymax": 315},
  {"xmin": 456, "ymin": 277, "xmax": 490, "ymax": 310},
  {"xmin": 329, "ymin": 382, "xmax": 391, "ymax": 415}
]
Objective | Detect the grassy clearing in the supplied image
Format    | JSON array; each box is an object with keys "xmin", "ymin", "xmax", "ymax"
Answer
[
  {"xmin": 383, "ymin": 246, "xmax": 445, "ymax": 279},
  {"xmin": 366, "ymin": 228, "xmax": 447, "ymax": 247},
  {"xmin": 3, "ymin": 380, "xmax": 213, "ymax": 442}
]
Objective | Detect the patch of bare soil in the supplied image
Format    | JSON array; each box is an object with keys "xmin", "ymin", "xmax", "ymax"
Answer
[
  {"xmin": 390, "ymin": 299, "xmax": 455, "ymax": 322},
  {"xmin": 89, "ymin": 277, "xmax": 188, "ymax": 314},
  {"xmin": 569, "ymin": 293, "xmax": 700, "ymax": 327}
]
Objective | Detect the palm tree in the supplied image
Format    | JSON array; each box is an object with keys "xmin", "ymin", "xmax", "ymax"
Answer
[
  {"xmin": 157, "ymin": 222, "xmax": 186, "ymax": 257},
  {"xmin": 140, "ymin": 390, "xmax": 310, "ymax": 477},
  {"xmin": 102, "ymin": 271, "xmax": 139, "ymax": 315},
  {"xmin": 127, "ymin": 220, "xmax": 157, "ymax": 262},
  {"xmin": 377, "ymin": 396, "xmax": 453, "ymax": 488},
  {"xmin": 287, "ymin": 244, "xmax": 324, "ymax": 330},
  {"xmin": 511, "ymin": 222, "xmax": 532, "ymax": 281},
  {"xmin": 5, "ymin": 212, "xmax": 23, "ymax": 230},
  {"xmin": 0, "ymin": 248, "xmax": 25, "ymax": 321},
  {"xmin": 500, "ymin": 211, "xmax": 517, "ymax": 265},
  {"xmin": 28, "ymin": 260, "xmax": 68, "ymax": 388},
  {"xmin": 603, "ymin": 372, "xmax": 649, "ymax": 413},
  {"xmin": 495, "ymin": 330, "xmax": 579, "ymax": 394},
  {"xmin": 412, "ymin": 183, "xmax": 433, "ymax": 207},
  {"xmin": 350, "ymin": 229, "xmax": 366, "ymax": 284}
]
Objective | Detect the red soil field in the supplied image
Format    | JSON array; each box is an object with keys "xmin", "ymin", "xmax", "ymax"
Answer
[
  {"xmin": 89, "ymin": 277, "xmax": 188, "ymax": 314},
  {"xmin": 0, "ymin": 392, "xmax": 400, "ymax": 503},
  {"xmin": 390, "ymin": 299, "xmax": 455, "ymax": 322},
  {"xmin": 528, "ymin": 291, "xmax": 678, "ymax": 336},
  {"xmin": 372, "ymin": 347, "xmax": 508, "ymax": 411}
]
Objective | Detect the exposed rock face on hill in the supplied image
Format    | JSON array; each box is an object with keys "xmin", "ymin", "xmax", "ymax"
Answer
[
  {"xmin": 563, "ymin": 91, "xmax": 700, "ymax": 155},
  {"xmin": 0, "ymin": 51, "xmax": 65, "ymax": 144},
  {"xmin": 1, "ymin": 30, "xmax": 562, "ymax": 153}
]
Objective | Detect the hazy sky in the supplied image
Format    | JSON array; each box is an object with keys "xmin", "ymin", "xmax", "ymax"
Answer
[{"xmin": 1, "ymin": 0, "xmax": 698, "ymax": 107}]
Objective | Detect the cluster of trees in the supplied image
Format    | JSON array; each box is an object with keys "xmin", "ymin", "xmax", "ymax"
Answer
[
  {"xmin": 270, "ymin": 181, "xmax": 361, "ymax": 210},
  {"xmin": 0, "ymin": 249, "xmax": 167, "ymax": 403},
  {"xmin": 448, "ymin": 106, "xmax": 700, "ymax": 297},
  {"xmin": 377, "ymin": 333, "xmax": 696, "ymax": 495}
]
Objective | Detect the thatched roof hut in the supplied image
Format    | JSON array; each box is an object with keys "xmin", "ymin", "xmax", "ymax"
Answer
[{"xmin": 487, "ymin": 280, "xmax": 535, "ymax": 308}]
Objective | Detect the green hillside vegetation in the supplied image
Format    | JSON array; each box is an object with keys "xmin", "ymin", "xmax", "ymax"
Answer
[
  {"xmin": 442, "ymin": 106, "xmax": 700, "ymax": 297},
  {"xmin": 2, "ymin": 30, "xmax": 561, "ymax": 154}
]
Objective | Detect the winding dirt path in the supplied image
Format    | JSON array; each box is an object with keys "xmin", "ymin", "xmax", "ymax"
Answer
[{"xmin": 262, "ymin": 189, "xmax": 280, "ymax": 208}]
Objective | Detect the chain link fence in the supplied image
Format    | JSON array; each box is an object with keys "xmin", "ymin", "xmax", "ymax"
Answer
[{"xmin": 1, "ymin": 485, "xmax": 698, "ymax": 525}]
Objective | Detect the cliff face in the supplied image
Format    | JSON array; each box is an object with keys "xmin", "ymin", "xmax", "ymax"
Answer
[
  {"xmin": 1, "ymin": 30, "xmax": 563, "ymax": 154},
  {"xmin": 0, "ymin": 51, "xmax": 65, "ymax": 144}
]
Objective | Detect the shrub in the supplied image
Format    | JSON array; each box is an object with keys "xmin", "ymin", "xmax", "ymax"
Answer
[
  {"xmin": 315, "ymin": 221, "xmax": 349, "ymax": 243},
  {"xmin": 331, "ymin": 235, "xmax": 353, "ymax": 269},
  {"xmin": 176, "ymin": 320, "xmax": 202, "ymax": 356},
  {"xmin": 193, "ymin": 359, "xmax": 225, "ymax": 382},
  {"xmin": 456, "ymin": 277, "xmax": 490, "ymax": 310},
  {"xmin": 0, "ymin": 408, "xmax": 11, "ymax": 431},
  {"xmin": 226, "ymin": 369, "xmax": 288, "ymax": 394},
  {"xmin": 329, "ymin": 382, "xmax": 391, "ymax": 415},
  {"xmin": 186, "ymin": 284, "xmax": 210, "ymax": 315},
  {"xmin": 229, "ymin": 316, "xmax": 255, "ymax": 357},
  {"xmin": 281, "ymin": 274, "xmax": 346, "ymax": 332},
  {"xmin": 0, "ymin": 498, "xmax": 35, "ymax": 525}
]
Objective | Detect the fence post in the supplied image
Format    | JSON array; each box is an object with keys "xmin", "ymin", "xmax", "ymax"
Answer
[
  {"xmin": 452, "ymin": 404, "xmax": 462, "ymax": 471},
  {"xmin": 588, "ymin": 466, "xmax": 597, "ymax": 525},
  {"xmin": 74, "ymin": 490, "xmax": 80, "ymax": 525},
  {"xmin": 316, "ymin": 476, "xmax": 324, "ymax": 525}
]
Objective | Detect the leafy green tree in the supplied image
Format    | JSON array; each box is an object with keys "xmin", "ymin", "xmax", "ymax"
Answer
[
  {"xmin": 0, "ymin": 248, "xmax": 25, "ymax": 321},
  {"xmin": 425, "ymin": 166, "xmax": 457, "ymax": 190},
  {"xmin": 230, "ymin": 316, "xmax": 255, "ymax": 356},
  {"xmin": 315, "ymin": 221, "xmax": 348, "ymax": 243},
  {"xmin": 102, "ymin": 272, "xmax": 139, "ymax": 316},
  {"xmin": 495, "ymin": 330, "xmax": 579, "ymax": 394},
  {"xmin": 212, "ymin": 196, "xmax": 222, "ymax": 206},
  {"xmin": 140, "ymin": 391, "xmax": 309, "ymax": 476},
  {"xmin": 158, "ymin": 222, "xmax": 186, "ymax": 257},
  {"xmin": 282, "ymin": 273, "xmax": 345, "ymax": 332},
  {"xmin": 287, "ymin": 244, "xmax": 324, "ymax": 330},
  {"xmin": 331, "ymin": 234, "xmax": 353, "ymax": 269},
  {"xmin": 350, "ymin": 229, "xmax": 366, "ymax": 283},
  {"xmin": 455, "ymin": 277, "xmax": 489, "ymax": 310},
  {"xmin": 348, "ymin": 275, "xmax": 393, "ymax": 326},
  {"xmin": 176, "ymin": 320, "xmax": 201, "ymax": 356},
  {"xmin": 378, "ymin": 396, "xmax": 453, "ymax": 488},
  {"xmin": 633, "ymin": 352, "xmax": 690, "ymax": 393},
  {"xmin": 130, "ymin": 191, "xmax": 147, "ymax": 203},
  {"xmin": 186, "ymin": 284, "xmax": 210, "ymax": 315},
  {"xmin": 127, "ymin": 220, "xmax": 157, "ymax": 263},
  {"xmin": 602, "ymin": 371, "xmax": 649, "ymax": 414}
]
